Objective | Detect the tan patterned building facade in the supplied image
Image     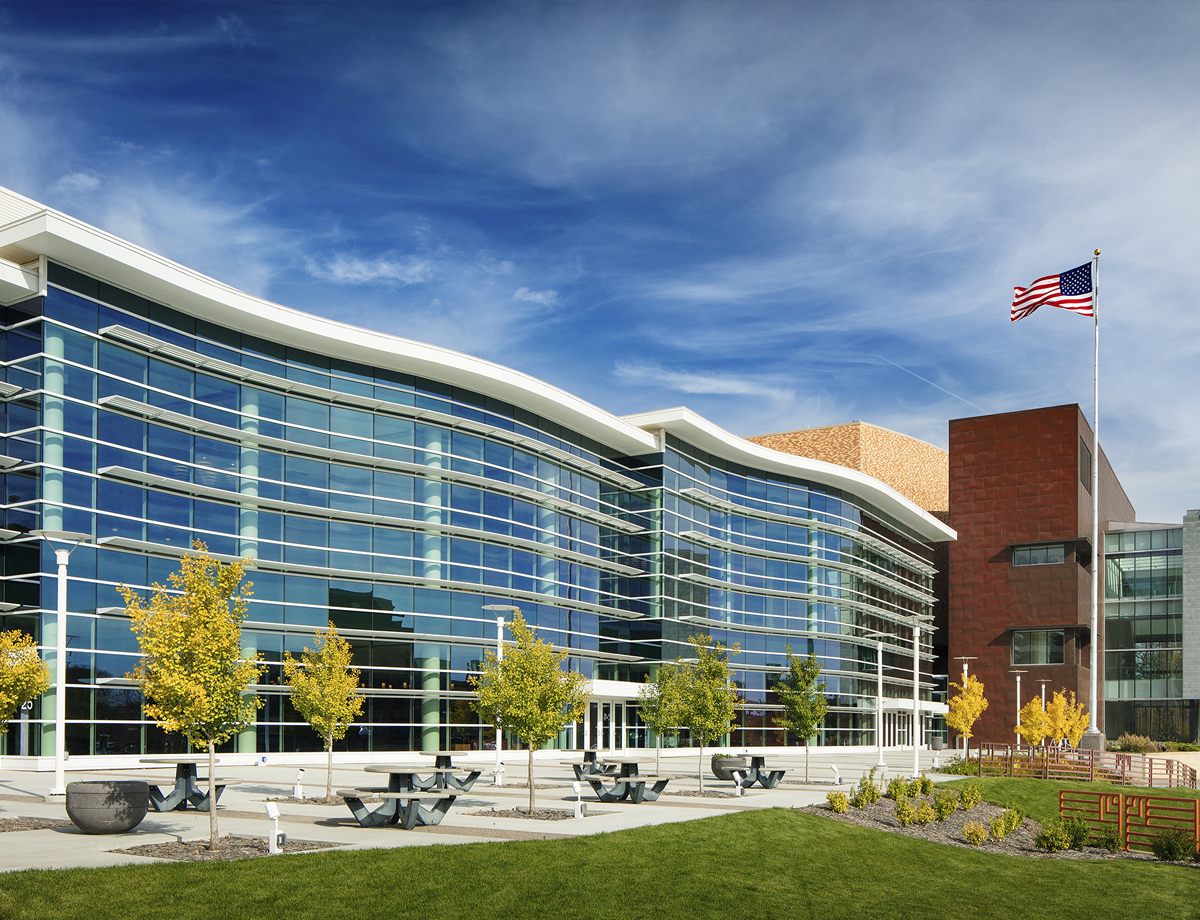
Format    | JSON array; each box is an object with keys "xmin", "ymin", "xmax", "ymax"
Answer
[{"xmin": 747, "ymin": 422, "xmax": 948, "ymax": 519}]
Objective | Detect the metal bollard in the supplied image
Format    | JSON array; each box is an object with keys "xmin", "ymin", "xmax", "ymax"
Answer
[
  {"xmin": 831, "ymin": 765, "xmax": 841, "ymax": 785},
  {"xmin": 571, "ymin": 781, "xmax": 586, "ymax": 818},
  {"xmin": 293, "ymin": 768, "xmax": 306, "ymax": 800}
]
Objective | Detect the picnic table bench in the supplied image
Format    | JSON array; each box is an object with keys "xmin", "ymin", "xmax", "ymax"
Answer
[
  {"xmin": 581, "ymin": 772, "xmax": 670, "ymax": 803},
  {"xmin": 336, "ymin": 788, "xmax": 458, "ymax": 830}
]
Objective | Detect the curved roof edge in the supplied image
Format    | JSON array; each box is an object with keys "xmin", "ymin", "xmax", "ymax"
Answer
[
  {"xmin": 0, "ymin": 197, "xmax": 658, "ymax": 457},
  {"xmin": 624, "ymin": 406, "xmax": 957, "ymax": 544}
]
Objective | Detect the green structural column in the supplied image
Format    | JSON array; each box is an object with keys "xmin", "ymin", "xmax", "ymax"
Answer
[
  {"xmin": 236, "ymin": 389, "xmax": 260, "ymax": 754},
  {"xmin": 238, "ymin": 635, "xmax": 258, "ymax": 754},
  {"xmin": 419, "ymin": 646, "xmax": 442, "ymax": 753},
  {"xmin": 418, "ymin": 425, "xmax": 445, "ymax": 752},
  {"xmin": 40, "ymin": 323, "xmax": 66, "ymax": 758},
  {"xmin": 239, "ymin": 389, "xmax": 260, "ymax": 560}
]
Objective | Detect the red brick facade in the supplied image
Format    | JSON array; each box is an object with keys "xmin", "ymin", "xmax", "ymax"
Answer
[{"xmin": 948, "ymin": 405, "xmax": 1134, "ymax": 743}]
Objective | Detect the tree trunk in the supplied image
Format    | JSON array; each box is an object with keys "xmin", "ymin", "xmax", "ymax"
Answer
[
  {"xmin": 805, "ymin": 738, "xmax": 810, "ymax": 784},
  {"xmin": 698, "ymin": 743, "xmax": 704, "ymax": 794},
  {"xmin": 528, "ymin": 745, "xmax": 535, "ymax": 814},
  {"xmin": 326, "ymin": 731, "xmax": 334, "ymax": 800},
  {"xmin": 207, "ymin": 738, "xmax": 218, "ymax": 850},
  {"xmin": 655, "ymin": 736, "xmax": 661, "ymax": 775}
]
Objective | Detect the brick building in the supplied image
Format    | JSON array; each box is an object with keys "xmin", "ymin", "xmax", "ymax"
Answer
[{"xmin": 947, "ymin": 404, "xmax": 1134, "ymax": 744}]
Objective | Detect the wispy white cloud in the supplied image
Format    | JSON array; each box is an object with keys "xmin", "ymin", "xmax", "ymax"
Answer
[
  {"xmin": 615, "ymin": 361, "xmax": 795, "ymax": 405},
  {"xmin": 512, "ymin": 286, "xmax": 557, "ymax": 306},
  {"xmin": 306, "ymin": 253, "xmax": 433, "ymax": 286}
]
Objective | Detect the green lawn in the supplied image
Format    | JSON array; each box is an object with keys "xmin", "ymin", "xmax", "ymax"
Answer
[
  {"xmin": 2, "ymin": 804, "xmax": 1199, "ymax": 920},
  {"xmin": 940, "ymin": 777, "xmax": 1200, "ymax": 825}
]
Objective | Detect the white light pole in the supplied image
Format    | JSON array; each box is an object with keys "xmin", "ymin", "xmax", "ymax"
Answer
[
  {"xmin": 482, "ymin": 604, "xmax": 520, "ymax": 787},
  {"xmin": 911, "ymin": 620, "xmax": 922, "ymax": 778},
  {"xmin": 1010, "ymin": 669, "xmax": 1027, "ymax": 749},
  {"xmin": 1038, "ymin": 679, "xmax": 1052, "ymax": 708},
  {"xmin": 876, "ymin": 638, "xmax": 886, "ymax": 769},
  {"xmin": 31, "ymin": 530, "xmax": 93, "ymax": 797},
  {"xmin": 953, "ymin": 656, "xmax": 976, "ymax": 750}
]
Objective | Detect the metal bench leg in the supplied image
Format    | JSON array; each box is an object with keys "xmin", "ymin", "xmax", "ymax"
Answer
[
  {"xmin": 586, "ymin": 780, "xmax": 623, "ymax": 804},
  {"xmin": 343, "ymin": 795, "xmax": 400, "ymax": 828},
  {"xmin": 443, "ymin": 771, "xmax": 481, "ymax": 793},
  {"xmin": 413, "ymin": 795, "xmax": 457, "ymax": 827},
  {"xmin": 759, "ymin": 771, "xmax": 785, "ymax": 789},
  {"xmin": 192, "ymin": 784, "xmax": 227, "ymax": 813},
  {"xmin": 642, "ymin": 780, "xmax": 670, "ymax": 802},
  {"xmin": 627, "ymin": 782, "xmax": 647, "ymax": 804},
  {"xmin": 148, "ymin": 784, "xmax": 186, "ymax": 812},
  {"xmin": 396, "ymin": 799, "xmax": 424, "ymax": 830}
]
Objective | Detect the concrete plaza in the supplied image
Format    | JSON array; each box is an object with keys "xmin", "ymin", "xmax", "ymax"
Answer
[{"xmin": 0, "ymin": 747, "xmax": 952, "ymax": 874}]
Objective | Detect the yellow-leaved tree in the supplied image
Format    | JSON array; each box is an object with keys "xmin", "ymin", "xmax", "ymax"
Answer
[
  {"xmin": 673, "ymin": 635, "xmax": 741, "ymax": 793},
  {"xmin": 0, "ymin": 630, "xmax": 50, "ymax": 746},
  {"xmin": 1015, "ymin": 696, "xmax": 1047, "ymax": 747},
  {"xmin": 121, "ymin": 543, "xmax": 265, "ymax": 850},
  {"xmin": 470, "ymin": 609, "xmax": 589, "ymax": 813},
  {"xmin": 946, "ymin": 675, "xmax": 989, "ymax": 759},
  {"xmin": 1044, "ymin": 689, "xmax": 1089, "ymax": 747},
  {"xmin": 283, "ymin": 622, "xmax": 364, "ymax": 800},
  {"xmin": 636, "ymin": 660, "xmax": 684, "ymax": 775}
]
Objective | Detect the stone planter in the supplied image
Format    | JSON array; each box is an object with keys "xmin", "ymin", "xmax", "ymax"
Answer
[
  {"xmin": 711, "ymin": 755, "xmax": 749, "ymax": 781},
  {"xmin": 65, "ymin": 781, "xmax": 149, "ymax": 834},
  {"xmin": 931, "ymin": 737, "xmax": 945, "ymax": 751}
]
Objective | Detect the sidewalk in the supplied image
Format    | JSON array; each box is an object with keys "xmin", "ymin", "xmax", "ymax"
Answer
[{"xmin": 0, "ymin": 747, "xmax": 947, "ymax": 874}]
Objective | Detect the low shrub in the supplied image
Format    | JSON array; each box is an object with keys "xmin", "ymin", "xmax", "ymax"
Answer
[
  {"xmin": 850, "ymin": 768, "xmax": 881, "ymax": 808},
  {"xmin": 957, "ymin": 782, "xmax": 983, "ymax": 810},
  {"xmin": 912, "ymin": 801, "xmax": 936, "ymax": 827},
  {"xmin": 962, "ymin": 821, "xmax": 989, "ymax": 846},
  {"xmin": 1098, "ymin": 824, "xmax": 1122, "ymax": 854},
  {"xmin": 1163, "ymin": 741, "xmax": 1200, "ymax": 753},
  {"xmin": 1114, "ymin": 732, "xmax": 1160, "ymax": 754},
  {"xmin": 938, "ymin": 757, "xmax": 979, "ymax": 776},
  {"xmin": 1035, "ymin": 819, "xmax": 1071, "ymax": 853},
  {"xmin": 894, "ymin": 795, "xmax": 916, "ymax": 828},
  {"xmin": 1151, "ymin": 827, "xmax": 1197, "ymax": 863},
  {"xmin": 826, "ymin": 791, "xmax": 849, "ymax": 814},
  {"xmin": 916, "ymin": 774, "xmax": 934, "ymax": 797},
  {"xmin": 932, "ymin": 789, "xmax": 958, "ymax": 822},
  {"xmin": 1064, "ymin": 817, "xmax": 1090, "ymax": 851},
  {"xmin": 884, "ymin": 777, "xmax": 908, "ymax": 801},
  {"xmin": 989, "ymin": 806, "xmax": 1024, "ymax": 841}
]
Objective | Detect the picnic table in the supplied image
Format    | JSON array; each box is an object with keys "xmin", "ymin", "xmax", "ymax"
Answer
[
  {"xmin": 405, "ymin": 755, "xmax": 483, "ymax": 792},
  {"xmin": 337, "ymin": 764, "xmax": 463, "ymax": 828},
  {"xmin": 731, "ymin": 755, "xmax": 786, "ymax": 789},
  {"xmin": 583, "ymin": 758, "xmax": 670, "ymax": 803},
  {"xmin": 139, "ymin": 755, "xmax": 240, "ymax": 812},
  {"xmin": 561, "ymin": 750, "xmax": 619, "ymax": 781}
]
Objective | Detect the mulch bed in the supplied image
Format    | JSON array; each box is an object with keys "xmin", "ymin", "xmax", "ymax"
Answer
[
  {"xmin": 803, "ymin": 796, "xmax": 1161, "ymax": 863},
  {"xmin": 0, "ymin": 817, "xmax": 74, "ymax": 833},
  {"xmin": 664, "ymin": 789, "xmax": 739, "ymax": 798},
  {"xmin": 266, "ymin": 795, "xmax": 357, "ymax": 806},
  {"xmin": 466, "ymin": 808, "xmax": 593, "ymax": 821},
  {"xmin": 112, "ymin": 835, "xmax": 341, "ymax": 862}
]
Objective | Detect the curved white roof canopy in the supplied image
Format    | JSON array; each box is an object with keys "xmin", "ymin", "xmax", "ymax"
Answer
[
  {"xmin": 624, "ymin": 406, "xmax": 956, "ymax": 544},
  {"xmin": 0, "ymin": 186, "xmax": 954, "ymax": 544}
]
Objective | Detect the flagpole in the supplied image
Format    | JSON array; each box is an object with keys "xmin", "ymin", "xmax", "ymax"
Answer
[{"xmin": 1084, "ymin": 249, "xmax": 1102, "ymax": 746}]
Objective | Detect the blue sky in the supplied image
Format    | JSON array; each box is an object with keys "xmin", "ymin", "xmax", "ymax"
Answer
[{"xmin": 1, "ymin": 2, "xmax": 1197, "ymax": 522}]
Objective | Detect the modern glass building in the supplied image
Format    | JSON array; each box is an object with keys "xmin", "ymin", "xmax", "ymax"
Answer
[
  {"xmin": 0, "ymin": 185, "xmax": 954, "ymax": 765},
  {"xmin": 1104, "ymin": 515, "xmax": 1199, "ymax": 741}
]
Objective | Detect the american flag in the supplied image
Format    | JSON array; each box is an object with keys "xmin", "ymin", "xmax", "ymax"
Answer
[{"xmin": 1011, "ymin": 262, "xmax": 1094, "ymax": 322}]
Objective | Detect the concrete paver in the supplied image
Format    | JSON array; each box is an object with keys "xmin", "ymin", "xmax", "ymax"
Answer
[{"xmin": 0, "ymin": 747, "xmax": 953, "ymax": 873}]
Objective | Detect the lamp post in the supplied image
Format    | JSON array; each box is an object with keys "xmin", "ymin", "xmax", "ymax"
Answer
[
  {"xmin": 1037, "ymin": 679, "xmax": 1052, "ymax": 707},
  {"xmin": 31, "ymin": 530, "xmax": 93, "ymax": 796},
  {"xmin": 482, "ymin": 604, "xmax": 520, "ymax": 786},
  {"xmin": 952, "ymin": 657, "xmax": 976, "ymax": 749},
  {"xmin": 1010, "ymin": 670, "xmax": 1027, "ymax": 748},
  {"xmin": 876, "ymin": 638, "xmax": 886, "ymax": 768}
]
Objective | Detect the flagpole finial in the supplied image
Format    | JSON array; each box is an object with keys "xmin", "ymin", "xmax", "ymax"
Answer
[{"xmin": 1094, "ymin": 249, "xmax": 1100, "ymax": 256}]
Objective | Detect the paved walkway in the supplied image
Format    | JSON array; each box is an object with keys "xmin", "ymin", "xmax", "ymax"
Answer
[{"xmin": 0, "ymin": 748, "xmax": 949, "ymax": 874}]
